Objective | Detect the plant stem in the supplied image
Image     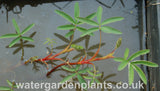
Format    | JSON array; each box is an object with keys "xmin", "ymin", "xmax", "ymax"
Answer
[{"xmin": 20, "ymin": 38, "xmax": 24, "ymax": 60}]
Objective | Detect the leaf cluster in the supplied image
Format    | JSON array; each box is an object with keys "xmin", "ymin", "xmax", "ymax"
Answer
[
  {"xmin": 0, "ymin": 19, "xmax": 35, "ymax": 47},
  {"xmin": 55, "ymin": 2, "xmax": 124, "ymax": 38},
  {"xmin": 60, "ymin": 65, "xmax": 92, "ymax": 90},
  {"xmin": 0, "ymin": 80, "xmax": 17, "ymax": 91},
  {"xmin": 114, "ymin": 48, "xmax": 158, "ymax": 85}
]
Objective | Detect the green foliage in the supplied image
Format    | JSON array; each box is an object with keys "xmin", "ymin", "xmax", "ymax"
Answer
[
  {"xmin": 76, "ymin": 6, "xmax": 123, "ymax": 37},
  {"xmin": 113, "ymin": 48, "xmax": 158, "ymax": 85},
  {"xmin": 0, "ymin": 80, "xmax": 17, "ymax": 91},
  {"xmin": 55, "ymin": 2, "xmax": 97, "ymax": 38},
  {"xmin": 60, "ymin": 65, "xmax": 92, "ymax": 90},
  {"xmin": 71, "ymin": 44, "xmax": 84, "ymax": 50},
  {"xmin": 0, "ymin": 18, "xmax": 35, "ymax": 47}
]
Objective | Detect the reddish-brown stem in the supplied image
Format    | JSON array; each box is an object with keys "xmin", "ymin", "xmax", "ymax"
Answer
[
  {"xmin": 89, "ymin": 30, "xmax": 102, "ymax": 61},
  {"xmin": 46, "ymin": 61, "xmax": 92, "ymax": 76}
]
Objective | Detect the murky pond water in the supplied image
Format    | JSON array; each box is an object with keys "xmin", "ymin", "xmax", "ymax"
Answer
[{"xmin": 0, "ymin": 0, "xmax": 142, "ymax": 91}]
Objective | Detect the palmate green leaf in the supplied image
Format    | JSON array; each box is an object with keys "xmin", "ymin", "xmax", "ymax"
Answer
[
  {"xmin": 78, "ymin": 68, "xmax": 92, "ymax": 74},
  {"xmin": 77, "ymin": 27, "xmax": 94, "ymax": 36},
  {"xmin": 21, "ymin": 37, "xmax": 34, "ymax": 42},
  {"xmin": 86, "ymin": 12, "xmax": 96, "ymax": 19},
  {"xmin": 97, "ymin": 6, "xmax": 103, "ymax": 24},
  {"xmin": 9, "ymin": 37, "xmax": 21, "ymax": 47},
  {"xmin": 114, "ymin": 57, "xmax": 125, "ymax": 62},
  {"xmin": 124, "ymin": 48, "xmax": 129, "ymax": 60},
  {"xmin": 0, "ymin": 86, "xmax": 11, "ymax": 90},
  {"xmin": 65, "ymin": 31, "xmax": 74, "ymax": 38},
  {"xmin": 83, "ymin": 76, "xmax": 93, "ymax": 79},
  {"xmin": 6, "ymin": 80, "xmax": 12, "ymax": 86},
  {"xmin": 128, "ymin": 63, "xmax": 134, "ymax": 86},
  {"xmin": 12, "ymin": 18, "xmax": 20, "ymax": 34},
  {"xmin": 80, "ymin": 27, "xmax": 99, "ymax": 37},
  {"xmin": 55, "ymin": 10, "xmax": 75, "ymax": 24},
  {"xmin": 101, "ymin": 26, "xmax": 122, "ymax": 34},
  {"xmin": 95, "ymin": 73, "xmax": 102, "ymax": 77},
  {"xmin": 75, "ymin": 65, "xmax": 80, "ymax": 71},
  {"xmin": 118, "ymin": 61, "xmax": 128, "ymax": 71},
  {"xmin": 78, "ymin": 12, "xmax": 96, "ymax": 25},
  {"xmin": 88, "ymin": 71, "xmax": 94, "ymax": 76},
  {"xmin": 132, "ymin": 64, "xmax": 147, "ymax": 84},
  {"xmin": 57, "ymin": 25, "xmax": 75, "ymax": 30},
  {"xmin": 76, "ymin": 17, "xmax": 99, "ymax": 26},
  {"xmin": 115, "ymin": 37, "xmax": 122, "ymax": 49},
  {"xmin": 132, "ymin": 60, "xmax": 158, "ymax": 67},
  {"xmin": 128, "ymin": 49, "xmax": 150, "ymax": 61},
  {"xmin": 77, "ymin": 27, "xmax": 87, "ymax": 32},
  {"xmin": 0, "ymin": 34, "xmax": 19, "ymax": 38},
  {"xmin": 74, "ymin": 2, "xmax": 80, "ymax": 20},
  {"xmin": 101, "ymin": 17, "xmax": 124, "ymax": 25},
  {"xmin": 77, "ymin": 74, "xmax": 86, "ymax": 89},
  {"xmin": 61, "ymin": 66, "xmax": 77, "ymax": 72},
  {"xmin": 21, "ymin": 24, "xmax": 35, "ymax": 35},
  {"xmin": 60, "ymin": 73, "xmax": 76, "ymax": 83},
  {"xmin": 94, "ymin": 78, "xmax": 101, "ymax": 83}
]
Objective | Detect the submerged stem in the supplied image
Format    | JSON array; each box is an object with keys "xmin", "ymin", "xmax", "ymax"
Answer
[{"xmin": 20, "ymin": 38, "xmax": 24, "ymax": 60}]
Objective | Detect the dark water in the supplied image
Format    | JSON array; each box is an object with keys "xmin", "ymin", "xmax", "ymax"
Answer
[{"xmin": 0, "ymin": 0, "xmax": 141, "ymax": 91}]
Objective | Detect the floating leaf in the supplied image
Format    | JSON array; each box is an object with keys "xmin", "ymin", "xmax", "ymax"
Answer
[
  {"xmin": 61, "ymin": 66, "xmax": 76, "ymax": 72},
  {"xmin": 97, "ymin": 6, "xmax": 103, "ymax": 24},
  {"xmin": 131, "ymin": 60, "xmax": 158, "ymax": 67},
  {"xmin": 65, "ymin": 31, "xmax": 74, "ymax": 38},
  {"xmin": 118, "ymin": 61, "xmax": 128, "ymax": 71},
  {"xmin": 94, "ymin": 78, "xmax": 100, "ymax": 83},
  {"xmin": 12, "ymin": 18, "xmax": 20, "ymax": 34},
  {"xmin": 95, "ymin": 73, "xmax": 102, "ymax": 77},
  {"xmin": 74, "ymin": 2, "xmax": 80, "ymax": 21},
  {"xmin": 86, "ymin": 12, "xmax": 96, "ymax": 19},
  {"xmin": 77, "ymin": 74, "xmax": 86, "ymax": 89},
  {"xmin": 101, "ymin": 26, "xmax": 122, "ymax": 34},
  {"xmin": 74, "ymin": 65, "xmax": 80, "ymax": 71},
  {"xmin": 83, "ymin": 76, "xmax": 93, "ymax": 79},
  {"xmin": 128, "ymin": 49, "xmax": 150, "ymax": 61},
  {"xmin": 88, "ymin": 71, "xmax": 94, "ymax": 76},
  {"xmin": 132, "ymin": 64, "xmax": 147, "ymax": 84},
  {"xmin": 0, "ymin": 34, "xmax": 19, "ymax": 38},
  {"xmin": 9, "ymin": 37, "xmax": 21, "ymax": 47},
  {"xmin": 77, "ymin": 27, "xmax": 87, "ymax": 32},
  {"xmin": 21, "ymin": 24, "xmax": 35, "ymax": 35},
  {"xmin": 80, "ymin": 27, "xmax": 99, "ymax": 37},
  {"xmin": 115, "ymin": 37, "xmax": 122, "ymax": 49},
  {"xmin": 57, "ymin": 25, "xmax": 75, "ymax": 30},
  {"xmin": 60, "ymin": 73, "xmax": 76, "ymax": 83},
  {"xmin": 128, "ymin": 63, "xmax": 134, "ymax": 85},
  {"xmin": 114, "ymin": 57, "xmax": 125, "ymax": 62},
  {"xmin": 21, "ymin": 37, "xmax": 34, "ymax": 42},
  {"xmin": 124, "ymin": 48, "xmax": 129, "ymax": 60},
  {"xmin": 101, "ymin": 17, "xmax": 124, "ymax": 25},
  {"xmin": 6, "ymin": 80, "xmax": 12, "ymax": 86},
  {"xmin": 76, "ymin": 17, "xmax": 98, "ymax": 26},
  {"xmin": 78, "ymin": 12, "xmax": 97, "ymax": 25},
  {"xmin": 78, "ymin": 68, "xmax": 92, "ymax": 74},
  {"xmin": 0, "ymin": 86, "xmax": 11, "ymax": 90},
  {"xmin": 55, "ymin": 10, "xmax": 75, "ymax": 24}
]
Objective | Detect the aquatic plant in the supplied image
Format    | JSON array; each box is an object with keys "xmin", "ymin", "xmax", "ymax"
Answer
[
  {"xmin": 23, "ymin": 2, "xmax": 158, "ymax": 90},
  {"xmin": 0, "ymin": 19, "xmax": 35, "ymax": 60},
  {"xmin": 0, "ymin": 80, "xmax": 17, "ymax": 91}
]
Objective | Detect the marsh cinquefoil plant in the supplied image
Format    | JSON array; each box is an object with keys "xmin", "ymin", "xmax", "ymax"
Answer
[
  {"xmin": 0, "ymin": 80, "xmax": 17, "ymax": 91},
  {"xmin": 24, "ymin": 2, "xmax": 158, "ymax": 90},
  {"xmin": 0, "ymin": 19, "xmax": 35, "ymax": 60}
]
